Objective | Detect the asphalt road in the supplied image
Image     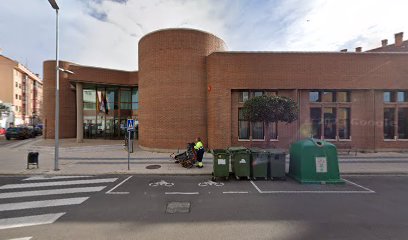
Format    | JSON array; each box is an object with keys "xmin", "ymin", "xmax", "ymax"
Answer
[{"xmin": 0, "ymin": 174, "xmax": 407, "ymax": 240}]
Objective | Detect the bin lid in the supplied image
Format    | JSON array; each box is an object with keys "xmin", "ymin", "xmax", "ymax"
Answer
[
  {"xmin": 249, "ymin": 147, "xmax": 267, "ymax": 153},
  {"xmin": 263, "ymin": 148, "xmax": 286, "ymax": 154},
  {"xmin": 212, "ymin": 149, "xmax": 229, "ymax": 154},
  {"xmin": 228, "ymin": 146, "xmax": 248, "ymax": 152}
]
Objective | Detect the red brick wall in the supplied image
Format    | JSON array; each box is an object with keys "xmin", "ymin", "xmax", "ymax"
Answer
[
  {"xmin": 207, "ymin": 52, "xmax": 408, "ymax": 150},
  {"xmin": 138, "ymin": 29, "xmax": 226, "ymax": 150},
  {"xmin": 43, "ymin": 61, "xmax": 76, "ymax": 139}
]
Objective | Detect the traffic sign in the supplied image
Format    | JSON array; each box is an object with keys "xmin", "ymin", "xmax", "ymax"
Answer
[{"xmin": 127, "ymin": 119, "xmax": 135, "ymax": 131}]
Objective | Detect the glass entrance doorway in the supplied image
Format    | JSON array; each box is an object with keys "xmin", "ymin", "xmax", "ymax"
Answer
[{"xmin": 82, "ymin": 85, "xmax": 138, "ymax": 139}]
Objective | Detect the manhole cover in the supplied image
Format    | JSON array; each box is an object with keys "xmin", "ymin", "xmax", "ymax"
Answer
[
  {"xmin": 146, "ymin": 165, "xmax": 161, "ymax": 169},
  {"xmin": 166, "ymin": 202, "xmax": 190, "ymax": 214}
]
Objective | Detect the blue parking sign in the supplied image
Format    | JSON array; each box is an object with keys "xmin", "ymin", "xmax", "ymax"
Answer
[{"xmin": 127, "ymin": 119, "xmax": 135, "ymax": 131}]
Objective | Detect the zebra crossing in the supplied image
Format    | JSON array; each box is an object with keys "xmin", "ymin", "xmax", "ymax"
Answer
[{"xmin": 0, "ymin": 175, "xmax": 118, "ymax": 231}]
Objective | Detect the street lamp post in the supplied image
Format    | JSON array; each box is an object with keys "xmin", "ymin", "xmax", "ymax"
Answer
[{"xmin": 48, "ymin": 0, "xmax": 60, "ymax": 171}]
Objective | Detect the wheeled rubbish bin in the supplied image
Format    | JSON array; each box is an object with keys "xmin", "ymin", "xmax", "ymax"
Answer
[
  {"xmin": 212, "ymin": 149, "xmax": 230, "ymax": 181},
  {"xmin": 228, "ymin": 147, "xmax": 251, "ymax": 180},
  {"xmin": 250, "ymin": 148, "xmax": 269, "ymax": 180},
  {"xmin": 266, "ymin": 149, "xmax": 286, "ymax": 180}
]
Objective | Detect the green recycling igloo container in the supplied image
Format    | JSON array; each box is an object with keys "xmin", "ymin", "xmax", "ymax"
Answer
[
  {"xmin": 228, "ymin": 147, "xmax": 251, "ymax": 180},
  {"xmin": 289, "ymin": 138, "xmax": 344, "ymax": 184}
]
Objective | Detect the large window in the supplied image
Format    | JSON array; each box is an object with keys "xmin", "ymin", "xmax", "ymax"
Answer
[
  {"xmin": 384, "ymin": 108, "xmax": 395, "ymax": 140},
  {"xmin": 310, "ymin": 90, "xmax": 350, "ymax": 103},
  {"xmin": 397, "ymin": 91, "xmax": 408, "ymax": 102},
  {"xmin": 252, "ymin": 122, "xmax": 264, "ymax": 140},
  {"xmin": 398, "ymin": 108, "xmax": 408, "ymax": 139},
  {"xmin": 83, "ymin": 89, "xmax": 96, "ymax": 110},
  {"xmin": 269, "ymin": 123, "xmax": 278, "ymax": 140},
  {"xmin": 238, "ymin": 91, "xmax": 279, "ymax": 141},
  {"xmin": 384, "ymin": 91, "xmax": 395, "ymax": 103},
  {"xmin": 310, "ymin": 108, "xmax": 322, "ymax": 139},
  {"xmin": 239, "ymin": 91, "xmax": 249, "ymax": 103},
  {"xmin": 383, "ymin": 90, "xmax": 408, "ymax": 140},
  {"xmin": 338, "ymin": 108, "xmax": 351, "ymax": 139},
  {"xmin": 132, "ymin": 88, "xmax": 139, "ymax": 110},
  {"xmin": 120, "ymin": 88, "xmax": 132, "ymax": 110},
  {"xmin": 323, "ymin": 108, "xmax": 337, "ymax": 139},
  {"xmin": 83, "ymin": 86, "xmax": 138, "ymax": 140},
  {"xmin": 238, "ymin": 108, "xmax": 249, "ymax": 139},
  {"xmin": 309, "ymin": 90, "xmax": 351, "ymax": 140}
]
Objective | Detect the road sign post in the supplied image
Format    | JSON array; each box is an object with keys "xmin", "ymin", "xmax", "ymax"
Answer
[{"xmin": 126, "ymin": 119, "xmax": 135, "ymax": 170}]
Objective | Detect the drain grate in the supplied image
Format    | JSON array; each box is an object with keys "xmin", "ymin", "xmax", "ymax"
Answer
[
  {"xmin": 166, "ymin": 202, "xmax": 191, "ymax": 214},
  {"xmin": 146, "ymin": 164, "xmax": 161, "ymax": 169}
]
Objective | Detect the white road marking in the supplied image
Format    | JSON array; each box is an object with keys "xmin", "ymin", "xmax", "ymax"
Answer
[
  {"xmin": 250, "ymin": 181, "xmax": 263, "ymax": 193},
  {"xmin": 23, "ymin": 175, "xmax": 92, "ymax": 181},
  {"xmin": 165, "ymin": 192, "xmax": 199, "ymax": 195},
  {"xmin": 0, "ymin": 197, "xmax": 89, "ymax": 212},
  {"xmin": 0, "ymin": 178, "xmax": 118, "ymax": 190},
  {"xmin": 250, "ymin": 179, "xmax": 375, "ymax": 194},
  {"xmin": 342, "ymin": 178, "xmax": 376, "ymax": 193},
  {"xmin": 222, "ymin": 191, "xmax": 249, "ymax": 194},
  {"xmin": 0, "ymin": 213, "xmax": 65, "ymax": 230},
  {"xmin": 7, "ymin": 237, "xmax": 33, "ymax": 240},
  {"xmin": 0, "ymin": 186, "xmax": 106, "ymax": 199},
  {"xmin": 342, "ymin": 174, "xmax": 408, "ymax": 177},
  {"xmin": 259, "ymin": 190, "xmax": 375, "ymax": 194},
  {"xmin": 149, "ymin": 180, "xmax": 174, "ymax": 187},
  {"xmin": 106, "ymin": 176, "xmax": 132, "ymax": 194}
]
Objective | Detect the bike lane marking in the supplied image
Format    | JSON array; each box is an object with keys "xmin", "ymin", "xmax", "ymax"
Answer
[
  {"xmin": 105, "ymin": 176, "xmax": 132, "ymax": 194},
  {"xmin": 222, "ymin": 191, "xmax": 249, "ymax": 194},
  {"xmin": 164, "ymin": 192, "xmax": 199, "ymax": 195}
]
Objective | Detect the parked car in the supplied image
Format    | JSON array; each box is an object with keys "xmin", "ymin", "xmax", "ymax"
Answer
[
  {"xmin": 27, "ymin": 126, "xmax": 36, "ymax": 138},
  {"xmin": 5, "ymin": 127, "xmax": 31, "ymax": 140},
  {"xmin": 34, "ymin": 126, "xmax": 43, "ymax": 136}
]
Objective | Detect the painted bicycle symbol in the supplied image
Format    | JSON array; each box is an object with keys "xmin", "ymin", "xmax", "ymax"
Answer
[
  {"xmin": 198, "ymin": 180, "xmax": 224, "ymax": 187},
  {"xmin": 149, "ymin": 180, "xmax": 174, "ymax": 187}
]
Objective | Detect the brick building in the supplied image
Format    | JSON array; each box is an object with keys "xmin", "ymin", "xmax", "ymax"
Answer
[
  {"xmin": 0, "ymin": 55, "xmax": 43, "ymax": 128},
  {"xmin": 43, "ymin": 29, "xmax": 408, "ymax": 151}
]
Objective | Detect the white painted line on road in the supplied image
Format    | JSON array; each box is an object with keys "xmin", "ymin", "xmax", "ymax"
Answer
[
  {"xmin": 7, "ymin": 237, "xmax": 32, "ymax": 240},
  {"xmin": 250, "ymin": 181, "xmax": 263, "ymax": 193},
  {"xmin": 165, "ymin": 192, "xmax": 199, "ymax": 195},
  {"xmin": 250, "ymin": 180, "xmax": 375, "ymax": 194},
  {"xmin": 259, "ymin": 190, "xmax": 375, "ymax": 194},
  {"xmin": 222, "ymin": 191, "xmax": 249, "ymax": 194},
  {"xmin": 0, "ymin": 197, "xmax": 89, "ymax": 212},
  {"xmin": 23, "ymin": 175, "xmax": 92, "ymax": 181},
  {"xmin": 342, "ymin": 178, "xmax": 376, "ymax": 193},
  {"xmin": 106, "ymin": 176, "xmax": 132, "ymax": 194},
  {"xmin": 0, "ymin": 212, "xmax": 65, "ymax": 230},
  {"xmin": 0, "ymin": 178, "xmax": 118, "ymax": 190},
  {"xmin": 0, "ymin": 186, "xmax": 106, "ymax": 199},
  {"xmin": 342, "ymin": 174, "xmax": 408, "ymax": 177}
]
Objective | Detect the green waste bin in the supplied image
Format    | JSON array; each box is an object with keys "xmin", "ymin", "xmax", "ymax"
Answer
[
  {"xmin": 250, "ymin": 148, "xmax": 269, "ymax": 180},
  {"xmin": 289, "ymin": 138, "xmax": 344, "ymax": 184},
  {"xmin": 228, "ymin": 147, "xmax": 251, "ymax": 180},
  {"xmin": 265, "ymin": 149, "xmax": 286, "ymax": 180},
  {"xmin": 212, "ymin": 149, "xmax": 230, "ymax": 180}
]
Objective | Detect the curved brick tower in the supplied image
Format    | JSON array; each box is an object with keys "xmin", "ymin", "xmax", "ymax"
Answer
[{"xmin": 138, "ymin": 28, "xmax": 226, "ymax": 150}]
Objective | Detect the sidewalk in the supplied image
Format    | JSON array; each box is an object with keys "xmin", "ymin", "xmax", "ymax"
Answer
[{"xmin": 0, "ymin": 138, "xmax": 408, "ymax": 175}]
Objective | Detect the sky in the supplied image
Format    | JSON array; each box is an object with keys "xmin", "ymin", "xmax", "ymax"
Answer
[{"xmin": 1, "ymin": 0, "xmax": 408, "ymax": 77}]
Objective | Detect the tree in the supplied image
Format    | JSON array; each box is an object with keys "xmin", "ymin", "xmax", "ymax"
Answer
[{"xmin": 242, "ymin": 95, "xmax": 298, "ymax": 144}]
